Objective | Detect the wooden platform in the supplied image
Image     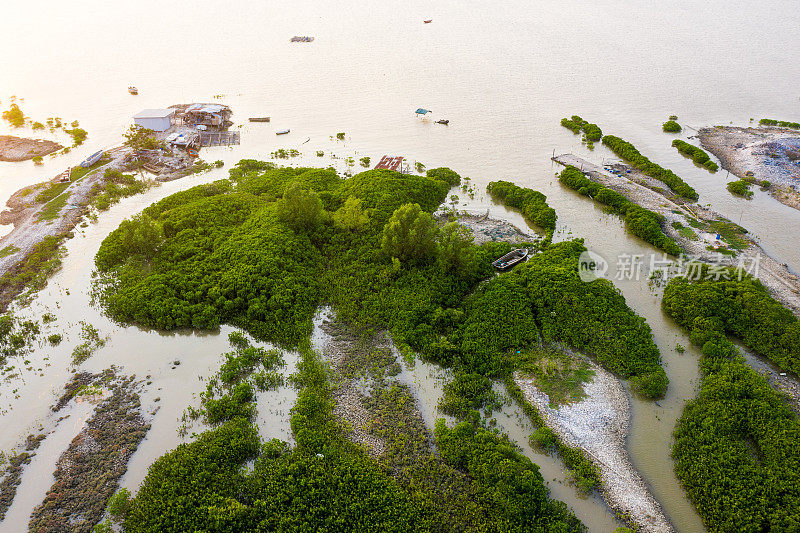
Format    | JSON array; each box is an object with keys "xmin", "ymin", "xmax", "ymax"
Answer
[{"xmin": 198, "ymin": 131, "xmax": 240, "ymax": 147}]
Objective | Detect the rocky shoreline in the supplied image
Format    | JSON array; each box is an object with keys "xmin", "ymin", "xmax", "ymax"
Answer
[
  {"xmin": 555, "ymin": 154, "xmax": 800, "ymax": 318},
  {"xmin": 451, "ymin": 213, "xmax": 540, "ymax": 245},
  {"xmin": 0, "ymin": 135, "xmax": 62, "ymax": 162},
  {"xmin": 515, "ymin": 361, "xmax": 674, "ymax": 533},
  {"xmin": 698, "ymin": 126, "xmax": 800, "ymax": 212}
]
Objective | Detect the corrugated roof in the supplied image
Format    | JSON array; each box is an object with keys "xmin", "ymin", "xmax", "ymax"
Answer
[
  {"xmin": 185, "ymin": 104, "xmax": 227, "ymax": 114},
  {"xmin": 134, "ymin": 108, "xmax": 175, "ymax": 119}
]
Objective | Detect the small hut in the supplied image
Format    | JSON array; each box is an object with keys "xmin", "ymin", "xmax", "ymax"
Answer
[{"xmin": 182, "ymin": 104, "xmax": 233, "ymax": 130}]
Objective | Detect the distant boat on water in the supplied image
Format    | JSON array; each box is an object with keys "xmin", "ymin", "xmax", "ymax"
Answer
[
  {"xmin": 128, "ymin": 86, "xmax": 138, "ymax": 95},
  {"xmin": 276, "ymin": 129, "xmax": 290, "ymax": 135},
  {"xmin": 248, "ymin": 117, "xmax": 270, "ymax": 122},
  {"xmin": 424, "ymin": 19, "xmax": 432, "ymax": 23},
  {"xmin": 80, "ymin": 150, "xmax": 104, "ymax": 168}
]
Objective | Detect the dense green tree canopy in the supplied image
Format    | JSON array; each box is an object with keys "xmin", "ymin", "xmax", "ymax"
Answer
[{"xmin": 381, "ymin": 203, "xmax": 438, "ymax": 264}]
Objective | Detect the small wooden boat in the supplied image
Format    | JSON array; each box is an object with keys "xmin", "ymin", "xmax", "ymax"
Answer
[
  {"xmin": 492, "ymin": 248, "xmax": 529, "ymax": 270},
  {"xmin": 248, "ymin": 117, "xmax": 271, "ymax": 122},
  {"xmin": 435, "ymin": 119, "xmax": 449, "ymax": 125},
  {"xmin": 276, "ymin": 129, "xmax": 290, "ymax": 135},
  {"xmin": 424, "ymin": 19, "xmax": 432, "ymax": 23},
  {"xmin": 128, "ymin": 86, "xmax": 138, "ymax": 95},
  {"xmin": 187, "ymin": 148, "xmax": 199, "ymax": 157},
  {"xmin": 80, "ymin": 150, "xmax": 104, "ymax": 168}
]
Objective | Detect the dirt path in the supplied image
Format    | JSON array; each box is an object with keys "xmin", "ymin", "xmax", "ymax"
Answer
[
  {"xmin": 0, "ymin": 149, "xmax": 129, "ymax": 308},
  {"xmin": 554, "ymin": 154, "xmax": 800, "ymax": 318},
  {"xmin": 515, "ymin": 362, "xmax": 674, "ymax": 533},
  {"xmin": 0, "ymin": 135, "xmax": 62, "ymax": 162}
]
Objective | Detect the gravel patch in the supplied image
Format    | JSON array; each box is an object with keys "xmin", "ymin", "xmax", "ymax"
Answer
[
  {"xmin": 515, "ymin": 361, "xmax": 673, "ymax": 533},
  {"xmin": 0, "ymin": 135, "xmax": 62, "ymax": 162},
  {"xmin": 698, "ymin": 126, "xmax": 800, "ymax": 211},
  {"xmin": 450, "ymin": 213, "xmax": 537, "ymax": 245}
]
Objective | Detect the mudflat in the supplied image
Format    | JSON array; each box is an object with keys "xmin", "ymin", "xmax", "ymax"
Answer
[{"xmin": 0, "ymin": 135, "xmax": 62, "ymax": 162}]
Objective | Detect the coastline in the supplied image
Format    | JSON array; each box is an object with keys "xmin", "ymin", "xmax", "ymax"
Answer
[
  {"xmin": 0, "ymin": 135, "xmax": 62, "ymax": 162},
  {"xmin": 515, "ymin": 360, "xmax": 674, "ymax": 533},
  {"xmin": 553, "ymin": 154, "xmax": 800, "ymax": 319},
  {"xmin": 698, "ymin": 126, "xmax": 800, "ymax": 212}
]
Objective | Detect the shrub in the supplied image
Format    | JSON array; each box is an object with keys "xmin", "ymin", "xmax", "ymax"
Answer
[
  {"xmin": 2, "ymin": 104, "xmax": 25, "ymax": 127},
  {"xmin": 759, "ymin": 118, "xmax": 800, "ymax": 130},
  {"xmin": 671, "ymin": 139, "xmax": 718, "ymax": 171},
  {"xmin": 662, "ymin": 120, "xmax": 681, "ymax": 133},
  {"xmin": 664, "ymin": 272, "xmax": 800, "ymax": 530},
  {"xmin": 559, "ymin": 166, "xmax": 681, "ymax": 256},
  {"xmin": 727, "ymin": 179, "xmax": 753, "ymax": 198},
  {"xmin": 560, "ymin": 115, "xmax": 602, "ymax": 141},
  {"xmin": 486, "ymin": 180, "xmax": 556, "ymax": 232},
  {"xmin": 602, "ymin": 135, "xmax": 698, "ymax": 200}
]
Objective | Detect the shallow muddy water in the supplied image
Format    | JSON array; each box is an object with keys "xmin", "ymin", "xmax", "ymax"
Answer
[{"xmin": 2, "ymin": 1, "xmax": 800, "ymax": 530}]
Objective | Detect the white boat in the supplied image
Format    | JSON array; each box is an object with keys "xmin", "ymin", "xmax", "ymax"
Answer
[
  {"xmin": 276, "ymin": 129, "xmax": 290, "ymax": 135},
  {"xmin": 79, "ymin": 150, "xmax": 104, "ymax": 168}
]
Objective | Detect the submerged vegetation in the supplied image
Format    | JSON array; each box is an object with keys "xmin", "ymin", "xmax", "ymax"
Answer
[
  {"xmin": 90, "ymin": 160, "xmax": 677, "ymax": 528},
  {"xmin": 560, "ymin": 115, "xmax": 602, "ymax": 146},
  {"xmin": 663, "ymin": 267, "xmax": 800, "ymax": 531},
  {"xmin": 601, "ymin": 135, "xmax": 699, "ymax": 200},
  {"xmin": 486, "ymin": 180, "xmax": 557, "ymax": 235},
  {"xmin": 663, "ymin": 267, "xmax": 800, "ymax": 376},
  {"xmin": 91, "ymin": 169, "xmax": 152, "ymax": 211},
  {"xmin": 95, "ymin": 163, "xmax": 666, "ymax": 397},
  {"xmin": 671, "ymin": 139, "xmax": 718, "ymax": 171},
  {"xmin": 759, "ymin": 118, "xmax": 800, "ymax": 130},
  {"xmin": 726, "ymin": 179, "xmax": 753, "ymax": 198},
  {"xmin": 558, "ymin": 165, "xmax": 682, "ymax": 256},
  {"xmin": 115, "ymin": 341, "xmax": 584, "ymax": 532}
]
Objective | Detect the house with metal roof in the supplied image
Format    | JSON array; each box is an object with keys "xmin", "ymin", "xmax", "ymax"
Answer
[{"xmin": 133, "ymin": 109, "xmax": 176, "ymax": 132}]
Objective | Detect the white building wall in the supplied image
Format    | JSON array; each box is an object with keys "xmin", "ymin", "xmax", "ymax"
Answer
[{"xmin": 133, "ymin": 116, "xmax": 171, "ymax": 132}]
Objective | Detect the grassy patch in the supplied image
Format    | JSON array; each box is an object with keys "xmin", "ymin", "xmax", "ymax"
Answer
[
  {"xmin": 516, "ymin": 345, "xmax": 595, "ymax": 407},
  {"xmin": 671, "ymin": 221, "xmax": 698, "ymax": 240},
  {"xmin": 34, "ymin": 181, "xmax": 70, "ymax": 204},
  {"xmin": 709, "ymin": 219, "xmax": 748, "ymax": 250},
  {"xmin": 0, "ymin": 245, "xmax": 20, "ymax": 258},
  {"xmin": 38, "ymin": 191, "xmax": 70, "ymax": 221}
]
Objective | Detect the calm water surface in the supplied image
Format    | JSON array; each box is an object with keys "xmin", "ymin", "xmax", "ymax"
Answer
[{"xmin": 1, "ymin": 1, "xmax": 799, "ymax": 531}]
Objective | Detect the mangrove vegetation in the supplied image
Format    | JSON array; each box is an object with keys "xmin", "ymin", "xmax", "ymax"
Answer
[
  {"xmin": 671, "ymin": 140, "xmax": 719, "ymax": 172},
  {"xmin": 601, "ymin": 135, "xmax": 699, "ymax": 200},
  {"xmin": 558, "ymin": 165, "xmax": 682, "ymax": 256},
  {"xmin": 663, "ymin": 267, "xmax": 800, "ymax": 531}
]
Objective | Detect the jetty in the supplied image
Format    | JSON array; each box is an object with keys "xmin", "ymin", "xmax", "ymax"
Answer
[
  {"xmin": 197, "ymin": 131, "xmax": 240, "ymax": 147},
  {"xmin": 552, "ymin": 153, "xmax": 609, "ymax": 178}
]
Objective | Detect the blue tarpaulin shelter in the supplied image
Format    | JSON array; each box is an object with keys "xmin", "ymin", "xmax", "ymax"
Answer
[{"xmin": 415, "ymin": 108, "xmax": 431, "ymax": 115}]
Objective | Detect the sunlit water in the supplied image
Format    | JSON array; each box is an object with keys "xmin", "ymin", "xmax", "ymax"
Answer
[{"xmin": 1, "ymin": 1, "xmax": 800, "ymax": 531}]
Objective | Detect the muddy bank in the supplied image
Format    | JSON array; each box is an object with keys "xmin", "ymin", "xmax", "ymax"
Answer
[
  {"xmin": 554, "ymin": 154, "xmax": 800, "ymax": 318},
  {"xmin": 450, "ymin": 213, "xmax": 539, "ymax": 245},
  {"xmin": 0, "ymin": 144, "xmax": 198, "ymax": 311},
  {"xmin": 28, "ymin": 369, "xmax": 149, "ymax": 533},
  {"xmin": 515, "ymin": 361, "xmax": 673, "ymax": 533},
  {"xmin": 0, "ymin": 136, "xmax": 62, "ymax": 162},
  {"xmin": 0, "ymin": 434, "xmax": 45, "ymax": 520},
  {"xmin": 698, "ymin": 126, "xmax": 800, "ymax": 211}
]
